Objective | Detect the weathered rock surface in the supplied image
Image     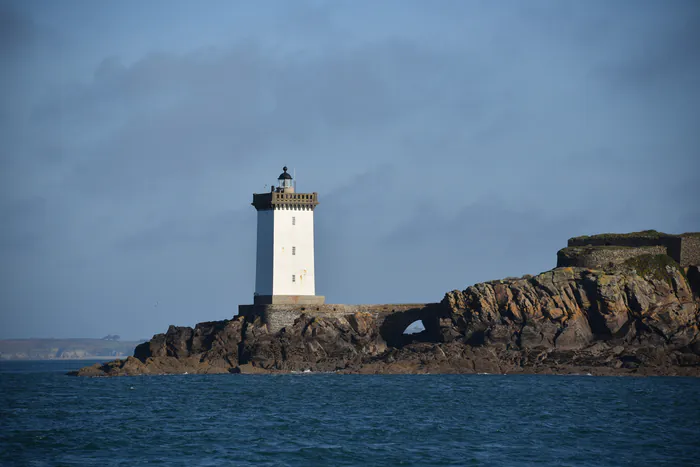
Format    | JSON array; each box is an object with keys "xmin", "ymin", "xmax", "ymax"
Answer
[
  {"xmin": 71, "ymin": 259, "xmax": 700, "ymax": 377},
  {"xmin": 75, "ymin": 320, "xmax": 243, "ymax": 376},
  {"xmin": 442, "ymin": 264, "xmax": 698, "ymax": 351}
]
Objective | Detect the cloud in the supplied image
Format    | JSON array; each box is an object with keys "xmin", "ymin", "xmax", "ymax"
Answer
[
  {"xmin": 115, "ymin": 208, "xmax": 251, "ymax": 253},
  {"xmin": 594, "ymin": 2, "xmax": 700, "ymax": 89},
  {"xmin": 0, "ymin": 4, "xmax": 37, "ymax": 56},
  {"xmin": 0, "ymin": 197, "xmax": 48, "ymax": 254},
  {"xmin": 1, "ymin": 1, "xmax": 699, "ymax": 339}
]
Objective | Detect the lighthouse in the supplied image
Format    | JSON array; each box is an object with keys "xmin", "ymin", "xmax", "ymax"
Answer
[{"xmin": 251, "ymin": 167, "xmax": 324, "ymax": 305}]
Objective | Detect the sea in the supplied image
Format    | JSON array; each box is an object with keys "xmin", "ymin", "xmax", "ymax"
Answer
[{"xmin": 1, "ymin": 360, "xmax": 699, "ymax": 466}]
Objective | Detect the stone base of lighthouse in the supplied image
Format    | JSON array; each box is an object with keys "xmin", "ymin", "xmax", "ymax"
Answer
[
  {"xmin": 253, "ymin": 295, "xmax": 326, "ymax": 305},
  {"xmin": 238, "ymin": 303, "xmax": 440, "ymax": 336}
]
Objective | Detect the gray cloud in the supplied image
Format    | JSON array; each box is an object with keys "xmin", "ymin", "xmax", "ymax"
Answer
[{"xmin": 1, "ymin": 1, "xmax": 698, "ymax": 339}]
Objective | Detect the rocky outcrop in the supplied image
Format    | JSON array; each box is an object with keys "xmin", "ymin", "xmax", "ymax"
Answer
[
  {"xmin": 238, "ymin": 312, "xmax": 387, "ymax": 372},
  {"xmin": 71, "ymin": 256, "xmax": 700, "ymax": 377},
  {"xmin": 76, "ymin": 320, "xmax": 243, "ymax": 376},
  {"xmin": 441, "ymin": 263, "xmax": 698, "ymax": 351}
]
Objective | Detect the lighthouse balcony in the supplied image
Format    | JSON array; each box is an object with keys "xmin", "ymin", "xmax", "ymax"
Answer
[{"xmin": 252, "ymin": 192, "xmax": 319, "ymax": 210}]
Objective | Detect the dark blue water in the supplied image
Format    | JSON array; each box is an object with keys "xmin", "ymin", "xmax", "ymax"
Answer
[{"xmin": 1, "ymin": 361, "xmax": 699, "ymax": 466}]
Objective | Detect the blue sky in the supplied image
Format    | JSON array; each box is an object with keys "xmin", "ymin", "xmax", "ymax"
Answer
[{"xmin": 1, "ymin": 0, "xmax": 699, "ymax": 340}]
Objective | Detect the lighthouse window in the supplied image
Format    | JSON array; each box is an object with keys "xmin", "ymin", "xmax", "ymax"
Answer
[
  {"xmin": 292, "ymin": 246, "xmax": 296, "ymax": 255},
  {"xmin": 292, "ymin": 275, "xmax": 296, "ymax": 283},
  {"xmin": 292, "ymin": 216, "xmax": 296, "ymax": 225}
]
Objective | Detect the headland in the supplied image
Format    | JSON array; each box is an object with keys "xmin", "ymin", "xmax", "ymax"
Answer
[{"xmin": 72, "ymin": 230, "xmax": 700, "ymax": 377}]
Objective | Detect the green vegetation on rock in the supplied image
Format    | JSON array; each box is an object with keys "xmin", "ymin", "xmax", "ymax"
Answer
[
  {"xmin": 622, "ymin": 254, "xmax": 686, "ymax": 286},
  {"xmin": 571, "ymin": 230, "xmax": 672, "ymax": 243}
]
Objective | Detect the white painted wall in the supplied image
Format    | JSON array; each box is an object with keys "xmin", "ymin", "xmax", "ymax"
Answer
[
  {"xmin": 254, "ymin": 206, "xmax": 317, "ymax": 297},
  {"xmin": 272, "ymin": 208, "xmax": 316, "ymax": 296},
  {"xmin": 254, "ymin": 210, "xmax": 274, "ymax": 295}
]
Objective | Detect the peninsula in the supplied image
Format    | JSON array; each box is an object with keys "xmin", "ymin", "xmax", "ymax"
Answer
[{"xmin": 73, "ymin": 230, "xmax": 700, "ymax": 377}]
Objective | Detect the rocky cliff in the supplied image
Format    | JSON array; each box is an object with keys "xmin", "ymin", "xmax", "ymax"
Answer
[{"xmin": 72, "ymin": 254, "xmax": 700, "ymax": 377}]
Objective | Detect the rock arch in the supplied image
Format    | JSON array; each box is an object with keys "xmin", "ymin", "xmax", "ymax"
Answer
[{"xmin": 378, "ymin": 303, "xmax": 445, "ymax": 348}]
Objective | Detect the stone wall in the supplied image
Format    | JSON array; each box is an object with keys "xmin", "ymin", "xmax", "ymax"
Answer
[
  {"xmin": 556, "ymin": 245, "xmax": 667, "ymax": 269},
  {"xmin": 566, "ymin": 231, "xmax": 700, "ymax": 267},
  {"xmin": 238, "ymin": 303, "xmax": 442, "ymax": 346},
  {"xmin": 679, "ymin": 235, "xmax": 700, "ymax": 268}
]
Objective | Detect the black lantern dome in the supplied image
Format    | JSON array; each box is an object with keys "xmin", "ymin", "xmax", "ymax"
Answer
[{"xmin": 278, "ymin": 166, "xmax": 292, "ymax": 180}]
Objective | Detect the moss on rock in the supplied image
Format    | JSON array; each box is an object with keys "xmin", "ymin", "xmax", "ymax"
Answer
[
  {"xmin": 622, "ymin": 254, "xmax": 687, "ymax": 286},
  {"xmin": 570, "ymin": 230, "xmax": 672, "ymax": 243}
]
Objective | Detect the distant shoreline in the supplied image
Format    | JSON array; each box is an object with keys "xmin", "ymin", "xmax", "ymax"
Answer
[
  {"xmin": 0, "ymin": 338, "xmax": 143, "ymax": 361},
  {"xmin": 1, "ymin": 356, "xmax": 129, "ymax": 361}
]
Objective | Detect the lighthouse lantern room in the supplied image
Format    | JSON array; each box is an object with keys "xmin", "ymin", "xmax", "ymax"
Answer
[{"xmin": 251, "ymin": 167, "xmax": 324, "ymax": 305}]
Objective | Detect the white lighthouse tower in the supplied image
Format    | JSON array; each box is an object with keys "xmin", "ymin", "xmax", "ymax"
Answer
[{"xmin": 251, "ymin": 167, "xmax": 324, "ymax": 305}]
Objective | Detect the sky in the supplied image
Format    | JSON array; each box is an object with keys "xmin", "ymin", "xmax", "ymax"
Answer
[{"xmin": 1, "ymin": 0, "xmax": 699, "ymax": 340}]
